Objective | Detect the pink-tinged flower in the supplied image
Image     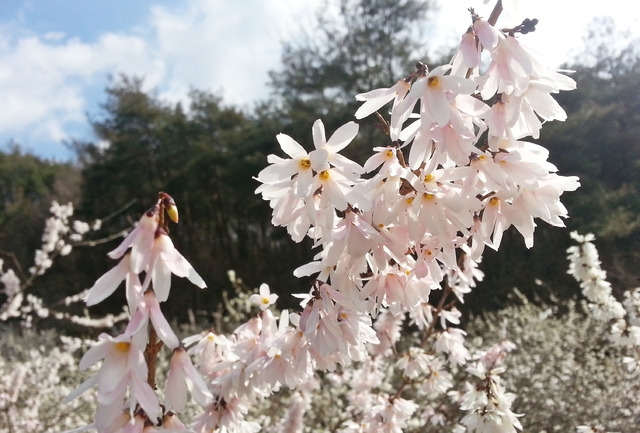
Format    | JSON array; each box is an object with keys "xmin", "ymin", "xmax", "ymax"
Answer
[
  {"xmin": 256, "ymin": 133, "xmax": 329, "ymax": 198},
  {"xmin": 85, "ymin": 254, "xmax": 144, "ymax": 313},
  {"xmin": 434, "ymin": 328, "xmax": 469, "ymax": 367},
  {"xmin": 371, "ymin": 308, "xmax": 404, "ymax": 356},
  {"xmin": 477, "ymin": 35, "xmax": 533, "ymax": 100},
  {"xmin": 310, "ymin": 167, "xmax": 357, "ymax": 212},
  {"xmin": 368, "ymin": 395, "xmax": 419, "ymax": 432},
  {"xmin": 125, "ymin": 291, "xmax": 179, "ymax": 350},
  {"xmin": 192, "ymin": 397, "xmax": 260, "ymax": 433},
  {"xmin": 422, "ymin": 357, "xmax": 453, "ymax": 397},
  {"xmin": 322, "ymin": 210, "xmax": 385, "ymax": 269},
  {"xmin": 165, "ymin": 347, "xmax": 213, "ymax": 412},
  {"xmin": 141, "ymin": 233, "xmax": 206, "ymax": 302},
  {"xmin": 392, "ymin": 65, "xmax": 477, "ymax": 132},
  {"xmin": 64, "ymin": 334, "xmax": 161, "ymax": 424},
  {"xmin": 480, "ymin": 194, "xmax": 518, "ymax": 250},
  {"xmin": 184, "ymin": 330, "xmax": 236, "ymax": 374},
  {"xmin": 354, "ymin": 79, "xmax": 411, "ymax": 119},
  {"xmin": 312, "ymin": 119, "xmax": 363, "ymax": 175},
  {"xmin": 473, "ymin": 17, "xmax": 499, "ymax": 50},
  {"xmin": 396, "ymin": 347, "xmax": 431, "ymax": 379},
  {"xmin": 250, "ymin": 283, "xmax": 278, "ymax": 311},
  {"xmin": 108, "ymin": 206, "xmax": 159, "ymax": 274},
  {"xmin": 451, "ymin": 29, "xmax": 480, "ymax": 76},
  {"xmin": 363, "ymin": 147, "xmax": 403, "ymax": 176}
]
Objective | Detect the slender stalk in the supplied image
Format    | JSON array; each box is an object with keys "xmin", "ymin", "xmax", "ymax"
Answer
[
  {"xmin": 420, "ymin": 281, "xmax": 454, "ymax": 349},
  {"xmin": 487, "ymin": 0, "xmax": 503, "ymax": 26},
  {"xmin": 145, "ymin": 320, "xmax": 161, "ymax": 390}
]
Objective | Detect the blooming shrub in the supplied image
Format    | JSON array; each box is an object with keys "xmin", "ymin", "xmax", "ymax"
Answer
[
  {"xmin": 8, "ymin": 1, "xmax": 637, "ymax": 432},
  {"xmin": 467, "ymin": 295, "xmax": 640, "ymax": 432},
  {"xmin": 0, "ymin": 326, "xmax": 96, "ymax": 433},
  {"xmin": 3, "ymin": 292, "xmax": 639, "ymax": 432},
  {"xmin": 56, "ymin": 1, "xmax": 587, "ymax": 431}
]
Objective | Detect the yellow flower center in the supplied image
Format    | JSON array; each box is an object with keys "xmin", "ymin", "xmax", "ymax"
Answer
[
  {"xmin": 386, "ymin": 149, "xmax": 394, "ymax": 158},
  {"xmin": 489, "ymin": 197, "xmax": 500, "ymax": 206},
  {"xmin": 319, "ymin": 170, "xmax": 330, "ymax": 180},
  {"xmin": 299, "ymin": 158, "xmax": 311, "ymax": 169},
  {"xmin": 115, "ymin": 342, "xmax": 131, "ymax": 352},
  {"xmin": 428, "ymin": 76, "xmax": 441, "ymax": 89},
  {"xmin": 424, "ymin": 173, "xmax": 434, "ymax": 182},
  {"xmin": 262, "ymin": 298, "xmax": 270, "ymax": 304}
]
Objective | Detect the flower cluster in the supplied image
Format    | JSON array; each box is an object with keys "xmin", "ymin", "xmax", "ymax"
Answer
[
  {"xmin": 251, "ymin": 2, "xmax": 577, "ymax": 431},
  {"xmin": 567, "ymin": 232, "xmax": 640, "ymax": 432},
  {"xmin": 64, "ymin": 1, "xmax": 585, "ymax": 432},
  {"xmin": 568, "ymin": 232, "xmax": 640, "ymax": 377},
  {"xmin": 0, "ymin": 201, "xmax": 102, "ymax": 325},
  {"xmin": 0, "ymin": 328, "xmax": 96, "ymax": 433},
  {"xmin": 64, "ymin": 193, "xmax": 210, "ymax": 432}
]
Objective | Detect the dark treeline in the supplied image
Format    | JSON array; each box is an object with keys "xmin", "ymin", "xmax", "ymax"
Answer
[{"xmin": 1, "ymin": 2, "xmax": 639, "ymax": 325}]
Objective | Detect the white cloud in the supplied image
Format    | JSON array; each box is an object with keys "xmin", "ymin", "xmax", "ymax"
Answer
[
  {"xmin": 0, "ymin": 0, "xmax": 636, "ymax": 158},
  {"xmin": 0, "ymin": 0, "xmax": 321, "ymax": 157}
]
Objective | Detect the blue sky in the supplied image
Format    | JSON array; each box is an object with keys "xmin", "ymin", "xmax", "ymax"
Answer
[{"xmin": 0, "ymin": 0, "xmax": 637, "ymax": 160}]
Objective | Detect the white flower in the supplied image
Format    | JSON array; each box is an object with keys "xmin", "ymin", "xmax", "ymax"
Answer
[
  {"xmin": 250, "ymin": 283, "xmax": 278, "ymax": 311},
  {"xmin": 165, "ymin": 347, "xmax": 213, "ymax": 412}
]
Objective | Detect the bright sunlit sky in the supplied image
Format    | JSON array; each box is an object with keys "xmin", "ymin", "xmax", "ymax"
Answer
[{"xmin": 0, "ymin": 0, "xmax": 638, "ymax": 160}]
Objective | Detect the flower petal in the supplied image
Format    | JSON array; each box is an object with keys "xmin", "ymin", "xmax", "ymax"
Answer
[{"xmin": 85, "ymin": 255, "xmax": 130, "ymax": 306}]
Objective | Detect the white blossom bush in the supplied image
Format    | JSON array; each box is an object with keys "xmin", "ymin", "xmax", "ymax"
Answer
[
  {"xmin": 0, "ymin": 326, "xmax": 96, "ymax": 433},
  {"xmin": 5, "ymin": 291, "xmax": 639, "ymax": 432},
  {"xmin": 0, "ymin": 200, "xmax": 119, "ymax": 328},
  {"xmin": 466, "ymin": 294, "xmax": 640, "ymax": 433}
]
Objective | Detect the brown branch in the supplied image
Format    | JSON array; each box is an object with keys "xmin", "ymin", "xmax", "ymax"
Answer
[
  {"xmin": 73, "ymin": 229, "xmax": 129, "ymax": 247},
  {"xmin": 487, "ymin": 0, "xmax": 503, "ymax": 26},
  {"xmin": 144, "ymin": 315, "xmax": 162, "ymax": 389},
  {"xmin": 420, "ymin": 281, "xmax": 454, "ymax": 349},
  {"xmin": 98, "ymin": 198, "xmax": 137, "ymax": 224}
]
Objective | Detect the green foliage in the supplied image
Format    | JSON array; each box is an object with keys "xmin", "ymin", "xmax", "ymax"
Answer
[{"xmin": 0, "ymin": 147, "xmax": 80, "ymax": 262}]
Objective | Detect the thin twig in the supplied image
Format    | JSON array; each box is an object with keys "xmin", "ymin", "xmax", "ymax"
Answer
[
  {"xmin": 487, "ymin": 0, "xmax": 503, "ymax": 26},
  {"xmin": 145, "ymin": 320, "xmax": 161, "ymax": 390}
]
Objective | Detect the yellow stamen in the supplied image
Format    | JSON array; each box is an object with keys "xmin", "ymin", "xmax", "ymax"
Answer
[
  {"xmin": 299, "ymin": 158, "xmax": 311, "ymax": 169},
  {"xmin": 319, "ymin": 170, "xmax": 330, "ymax": 180},
  {"xmin": 115, "ymin": 342, "xmax": 131, "ymax": 352},
  {"xmin": 428, "ymin": 76, "xmax": 441, "ymax": 89}
]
